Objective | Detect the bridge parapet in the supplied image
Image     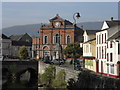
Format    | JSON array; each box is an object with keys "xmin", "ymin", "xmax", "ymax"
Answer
[{"xmin": 38, "ymin": 61, "xmax": 81, "ymax": 82}]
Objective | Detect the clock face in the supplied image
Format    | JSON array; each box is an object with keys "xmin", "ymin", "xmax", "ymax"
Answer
[{"xmin": 55, "ymin": 22, "xmax": 61, "ymax": 27}]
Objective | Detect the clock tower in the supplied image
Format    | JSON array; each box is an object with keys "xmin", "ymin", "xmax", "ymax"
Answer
[{"xmin": 32, "ymin": 14, "xmax": 83, "ymax": 60}]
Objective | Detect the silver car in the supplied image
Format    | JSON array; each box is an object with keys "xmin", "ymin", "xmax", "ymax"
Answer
[{"xmin": 51, "ymin": 59, "xmax": 64, "ymax": 65}]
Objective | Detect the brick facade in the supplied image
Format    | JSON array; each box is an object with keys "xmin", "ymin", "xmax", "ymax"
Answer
[{"xmin": 32, "ymin": 14, "xmax": 83, "ymax": 60}]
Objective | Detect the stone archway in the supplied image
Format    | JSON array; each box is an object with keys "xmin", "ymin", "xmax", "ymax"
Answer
[
  {"xmin": 42, "ymin": 46, "xmax": 50, "ymax": 60},
  {"xmin": 53, "ymin": 44, "xmax": 62, "ymax": 60}
]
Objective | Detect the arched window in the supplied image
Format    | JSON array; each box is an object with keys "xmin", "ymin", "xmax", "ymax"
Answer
[
  {"xmin": 66, "ymin": 35, "xmax": 71, "ymax": 44},
  {"xmin": 54, "ymin": 34, "xmax": 60, "ymax": 44},
  {"xmin": 44, "ymin": 36, "xmax": 48, "ymax": 44}
]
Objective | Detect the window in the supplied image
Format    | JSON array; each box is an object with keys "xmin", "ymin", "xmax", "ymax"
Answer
[
  {"xmin": 107, "ymin": 42, "xmax": 108, "ymax": 48},
  {"xmin": 102, "ymin": 46, "xmax": 104, "ymax": 59},
  {"xmin": 102, "ymin": 34, "xmax": 103, "ymax": 44},
  {"xmin": 54, "ymin": 34, "xmax": 60, "ymax": 44},
  {"xmin": 66, "ymin": 35, "xmax": 71, "ymax": 44},
  {"xmin": 44, "ymin": 36, "xmax": 48, "ymax": 44},
  {"xmin": 105, "ymin": 33, "xmax": 106, "ymax": 43},
  {"xmin": 118, "ymin": 43, "xmax": 120, "ymax": 54},
  {"xmin": 107, "ymin": 53, "xmax": 109, "ymax": 61},
  {"xmin": 36, "ymin": 45, "xmax": 39, "ymax": 49},
  {"xmin": 99, "ymin": 35, "xmax": 101, "ymax": 44},
  {"xmin": 110, "ymin": 41, "xmax": 112, "ymax": 48},
  {"xmin": 110, "ymin": 53, "xmax": 113, "ymax": 62},
  {"xmin": 105, "ymin": 46, "xmax": 106, "ymax": 59},
  {"xmin": 107, "ymin": 64, "xmax": 109, "ymax": 74},
  {"xmin": 97, "ymin": 35, "xmax": 98, "ymax": 44},
  {"xmin": 110, "ymin": 64, "xmax": 114, "ymax": 74},
  {"xmin": 99, "ymin": 47, "xmax": 101, "ymax": 59},
  {"xmin": 97, "ymin": 47, "xmax": 98, "ymax": 58}
]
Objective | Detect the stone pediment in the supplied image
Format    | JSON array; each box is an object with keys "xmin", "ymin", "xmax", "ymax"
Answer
[{"xmin": 49, "ymin": 14, "xmax": 65, "ymax": 22}]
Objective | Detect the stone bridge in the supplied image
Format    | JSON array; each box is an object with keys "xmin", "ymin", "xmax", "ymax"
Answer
[
  {"xmin": 2, "ymin": 61, "xmax": 38, "ymax": 84},
  {"xmin": 38, "ymin": 61, "xmax": 81, "ymax": 82}
]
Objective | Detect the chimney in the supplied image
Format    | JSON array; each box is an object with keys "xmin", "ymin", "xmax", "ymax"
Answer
[{"xmin": 111, "ymin": 17, "xmax": 113, "ymax": 21}]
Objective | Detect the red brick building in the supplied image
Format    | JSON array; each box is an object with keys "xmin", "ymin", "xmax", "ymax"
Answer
[{"xmin": 32, "ymin": 14, "xmax": 83, "ymax": 60}]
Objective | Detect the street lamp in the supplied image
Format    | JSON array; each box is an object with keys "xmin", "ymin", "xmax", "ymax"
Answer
[
  {"xmin": 73, "ymin": 12, "xmax": 80, "ymax": 25},
  {"xmin": 73, "ymin": 12, "xmax": 80, "ymax": 70}
]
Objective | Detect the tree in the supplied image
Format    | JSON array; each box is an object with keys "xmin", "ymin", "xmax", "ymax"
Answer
[
  {"xmin": 52, "ymin": 69, "xmax": 67, "ymax": 88},
  {"xmin": 40, "ymin": 65, "xmax": 56, "ymax": 87},
  {"xmin": 18, "ymin": 46, "xmax": 28, "ymax": 59},
  {"xmin": 63, "ymin": 42, "xmax": 83, "ymax": 59}
]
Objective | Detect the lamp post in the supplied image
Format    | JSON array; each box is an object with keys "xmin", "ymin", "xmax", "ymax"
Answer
[
  {"xmin": 58, "ymin": 23, "xmax": 61, "ymax": 66},
  {"xmin": 73, "ymin": 12, "xmax": 80, "ymax": 70}
]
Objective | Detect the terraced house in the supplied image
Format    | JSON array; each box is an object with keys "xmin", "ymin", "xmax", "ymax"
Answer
[
  {"xmin": 96, "ymin": 18, "xmax": 120, "ymax": 78},
  {"xmin": 83, "ymin": 30, "xmax": 100, "ymax": 72}
]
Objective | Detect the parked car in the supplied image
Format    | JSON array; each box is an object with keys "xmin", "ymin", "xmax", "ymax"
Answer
[
  {"xmin": 74, "ymin": 60, "xmax": 82, "ymax": 71},
  {"xmin": 50, "ymin": 59, "xmax": 64, "ymax": 65},
  {"xmin": 0, "ymin": 56, "xmax": 4, "ymax": 61}
]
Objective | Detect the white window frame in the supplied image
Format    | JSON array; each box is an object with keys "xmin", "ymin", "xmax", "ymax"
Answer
[
  {"xmin": 42, "ymin": 45, "xmax": 50, "ymax": 58},
  {"xmin": 66, "ymin": 35, "xmax": 71, "ymax": 44},
  {"xmin": 43, "ymin": 35, "xmax": 48, "ymax": 44},
  {"xmin": 107, "ymin": 64, "xmax": 109, "ymax": 74},
  {"xmin": 110, "ymin": 64, "xmax": 114, "ymax": 74},
  {"xmin": 53, "ymin": 33, "xmax": 61, "ymax": 44}
]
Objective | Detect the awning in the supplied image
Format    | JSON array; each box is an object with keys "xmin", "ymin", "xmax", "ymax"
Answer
[{"xmin": 83, "ymin": 56, "xmax": 95, "ymax": 59}]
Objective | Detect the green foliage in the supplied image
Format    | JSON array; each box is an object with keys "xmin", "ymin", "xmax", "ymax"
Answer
[
  {"xmin": 52, "ymin": 69, "xmax": 67, "ymax": 88},
  {"xmin": 40, "ymin": 65, "xmax": 56, "ymax": 87},
  {"xmin": 63, "ymin": 42, "xmax": 83, "ymax": 59},
  {"xmin": 40, "ymin": 66, "xmax": 67, "ymax": 88},
  {"xmin": 18, "ymin": 46, "xmax": 28, "ymax": 59},
  {"xmin": 68, "ymin": 70, "xmax": 120, "ymax": 89},
  {"xmin": 38, "ymin": 74, "xmax": 41, "ymax": 84}
]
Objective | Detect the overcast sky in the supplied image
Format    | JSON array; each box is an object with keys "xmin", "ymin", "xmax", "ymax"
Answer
[{"xmin": 2, "ymin": 2, "xmax": 118, "ymax": 28}]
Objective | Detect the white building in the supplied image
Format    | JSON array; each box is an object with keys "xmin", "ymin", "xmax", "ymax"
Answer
[
  {"xmin": 96, "ymin": 30, "xmax": 107, "ymax": 74},
  {"xmin": 106, "ymin": 26, "xmax": 120, "ymax": 78},
  {"xmin": 83, "ymin": 30, "xmax": 101, "ymax": 72},
  {"xmin": 96, "ymin": 19, "xmax": 120, "ymax": 78},
  {"xmin": 83, "ymin": 30, "xmax": 100, "ymax": 57}
]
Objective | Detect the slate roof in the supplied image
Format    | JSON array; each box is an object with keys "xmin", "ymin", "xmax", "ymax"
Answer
[
  {"xmin": 10, "ymin": 34, "xmax": 24, "ymax": 41},
  {"xmin": 12, "ymin": 41, "xmax": 32, "ymax": 46},
  {"xmin": 83, "ymin": 38, "xmax": 96, "ymax": 43},
  {"xmin": 106, "ymin": 20, "xmax": 120, "ymax": 28},
  {"xmin": 2, "ymin": 34, "xmax": 10, "ymax": 39},
  {"xmin": 86, "ymin": 30, "xmax": 101, "ymax": 35},
  {"xmin": 107, "ymin": 25, "xmax": 120, "ymax": 39},
  {"xmin": 108, "ymin": 31, "xmax": 120, "ymax": 40},
  {"xmin": 77, "ymin": 21, "xmax": 103, "ymax": 30},
  {"xmin": 65, "ymin": 20, "xmax": 73, "ymax": 25}
]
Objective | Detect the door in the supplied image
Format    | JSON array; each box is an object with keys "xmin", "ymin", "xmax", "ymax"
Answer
[
  {"xmin": 101, "ymin": 61, "xmax": 103, "ymax": 73},
  {"xmin": 96, "ymin": 61, "xmax": 99, "ymax": 73}
]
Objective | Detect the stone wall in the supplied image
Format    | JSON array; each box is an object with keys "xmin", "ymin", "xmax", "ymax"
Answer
[{"xmin": 38, "ymin": 61, "xmax": 80, "ymax": 81}]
